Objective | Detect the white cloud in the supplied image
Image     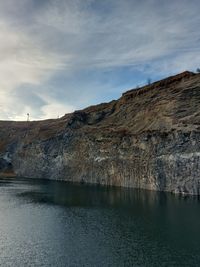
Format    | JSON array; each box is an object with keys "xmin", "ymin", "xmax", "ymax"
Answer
[
  {"xmin": 0, "ymin": 21, "xmax": 64, "ymax": 88},
  {"xmin": 41, "ymin": 101, "xmax": 75, "ymax": 120},
  {"xmin": 0, "ymin": 19, "xmax": 67, "ymax": 120}
]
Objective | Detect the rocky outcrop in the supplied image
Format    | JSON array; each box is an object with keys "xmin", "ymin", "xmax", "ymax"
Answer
[{"xmin": 1, "ymin": 71, "xmax": 200, "ymax": 195}]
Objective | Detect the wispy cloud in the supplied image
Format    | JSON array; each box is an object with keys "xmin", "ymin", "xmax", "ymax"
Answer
[{"xmin": 0, "ymin": 0, "xmax": 200, "ymax": 120}]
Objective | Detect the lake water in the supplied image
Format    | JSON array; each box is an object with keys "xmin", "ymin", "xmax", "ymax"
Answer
[{"xmin": 0, "ymin": 178, "xmax": 200, "ymax": 267}]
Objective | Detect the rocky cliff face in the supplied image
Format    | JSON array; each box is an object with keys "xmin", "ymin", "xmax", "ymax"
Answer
[{"xmin": 1, "ymin": 71, "xmax": 200, "ymax": 195}]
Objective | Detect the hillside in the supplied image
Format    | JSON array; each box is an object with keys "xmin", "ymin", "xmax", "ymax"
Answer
[{"xmin": 0, "ymin": 71, "xmax": 200, "ymax": 194}]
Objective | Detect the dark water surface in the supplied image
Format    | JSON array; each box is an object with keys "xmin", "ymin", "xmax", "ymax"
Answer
[{"xmin": 0, "ymin": 178, "xmax": 200, "ymax": 267}]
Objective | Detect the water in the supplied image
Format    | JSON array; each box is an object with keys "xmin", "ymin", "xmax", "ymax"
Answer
[{"xmin": 0, "ymin": 178, "xmax": 200, "ymax": 267}]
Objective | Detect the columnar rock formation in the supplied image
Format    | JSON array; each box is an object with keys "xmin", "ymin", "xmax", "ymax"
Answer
[{"xmin": 0, "ymin": 71, "xmax": 200, "ymax": 194}]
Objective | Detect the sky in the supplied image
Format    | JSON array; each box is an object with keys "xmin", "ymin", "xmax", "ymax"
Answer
[{"xmin": 0, "ymin": 0, "xmax": 200, "ymax": 120}]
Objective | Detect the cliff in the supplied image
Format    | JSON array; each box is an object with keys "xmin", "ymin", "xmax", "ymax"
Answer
[{"xmin": 1, "ymin": 71, "xmax": 200, "ymax": 195}]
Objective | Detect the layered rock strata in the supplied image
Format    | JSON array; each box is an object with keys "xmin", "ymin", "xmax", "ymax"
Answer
[{"xmin": 1, "ymin": 71, "xmax": 200, "ymax": 194}]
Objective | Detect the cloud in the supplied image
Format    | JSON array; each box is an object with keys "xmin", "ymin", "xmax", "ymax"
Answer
[
  {"xmin": 0, "ymin": 0, "xmax": 200, "ymax": 120},
  {"xmin": 32, "ymin": 0, "xmax": 200, "ymax": 70},
  {"xmin": 0, "ymin": 15, "xmax": 67, "ymax": 120},
  {"xmin": 41, "ymin": 102, "xmax": 75, "ymax": 120}
]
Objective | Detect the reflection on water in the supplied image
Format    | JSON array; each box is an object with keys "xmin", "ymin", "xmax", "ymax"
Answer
[{"xmin": 0, "ymin": 178, "xmax": 200, "ymax": 266}]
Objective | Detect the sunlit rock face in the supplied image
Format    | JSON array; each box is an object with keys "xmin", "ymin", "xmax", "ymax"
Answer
[{"xmin": 1, "ymin": 71, "xmax": 200, "ymax": 195}]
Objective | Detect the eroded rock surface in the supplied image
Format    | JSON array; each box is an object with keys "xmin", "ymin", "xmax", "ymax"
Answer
[{"xmin": 1, "ymin": 71, "xmax": 200, "ymax": 194}]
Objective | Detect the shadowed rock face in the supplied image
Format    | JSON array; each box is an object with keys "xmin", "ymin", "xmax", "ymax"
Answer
[{"xmin": 1, "ymin": 71, "xmax": 200, "ymax": 194}]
